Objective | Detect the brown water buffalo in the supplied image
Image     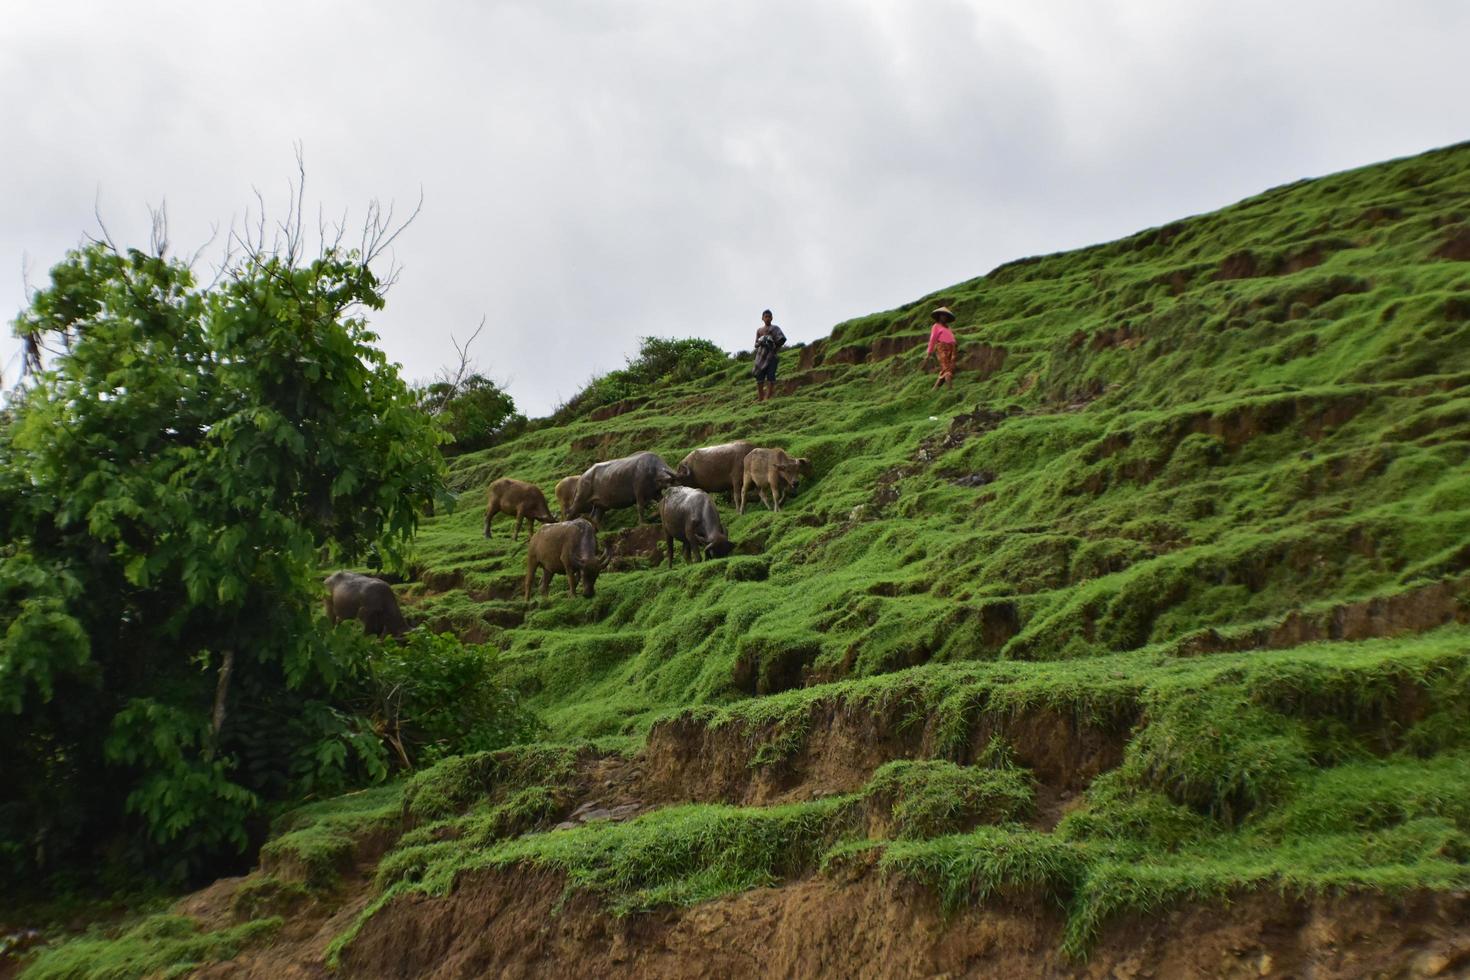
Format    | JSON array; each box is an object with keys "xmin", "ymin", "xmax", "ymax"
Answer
[
  {"xmin": 659, "ymin": 486, "xmax": 734, "ymax": 565},
  {"xmin": 739, "ymin": 448, "xmax": 813, "ymax": 513},
  {"xmin": 484, "ymin": 478, "xmax": 556, "ymax": 540},
  {"xmin": 554, "ymin": 475, "xmax": 581, "ymax": 520},
  {"xmin": 675, "ymin": 440, "xmax": 755, "ymax": 498},
  {"xmin": 569, "ymin": 451, "xmax": 677, "ymax": 525},
  {"xmin": 524, "ymin": 519, "xmax": 610, "ymax": 600},
  {"xmin": 324, "ymin": 571, "xmax": 407, "ymax": 637}
]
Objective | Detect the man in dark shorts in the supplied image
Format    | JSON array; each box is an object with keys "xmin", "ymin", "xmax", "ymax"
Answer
[{"xmin": 753, "ymin": 309, "xmax": 786, "ymax": 402}]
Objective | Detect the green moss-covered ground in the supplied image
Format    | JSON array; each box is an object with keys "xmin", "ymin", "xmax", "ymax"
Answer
[
  {"xmin": 29, "ymin": 141, "xmax": 1470, "ymax": 973},
  {"xmin": 343, "ymin": 140, "xmax": 1470, "ymax": 956}
]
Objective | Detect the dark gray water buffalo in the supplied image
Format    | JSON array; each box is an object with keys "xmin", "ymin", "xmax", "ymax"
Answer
[
  {"xmin": 324, "ymin": 571, "xmax": 408, "ymax": 636},
  {"xmin": 554, "ymin": 475, "xmax": 581, "ymax": 520},
  {"xmin": 569, "ymin": 451, "xmax": 677, "ymax": 524},
  {"xmin": 739, "ymin": 448, "xmax": 814, "ymax": 514},
  {"xmin": 524, "ymin": 518, "xmax": 611, "ymax": 600},
  {"xmin": 659, "ymin": 486, "xmax": 734, "ymax": 565},
  {"xmin": 675, "ymin": 440, "xmax": 755, "ymax": 498},
  {"xmin": 484, "ymin": 478, "xmax": 556, "ymax": 540}
]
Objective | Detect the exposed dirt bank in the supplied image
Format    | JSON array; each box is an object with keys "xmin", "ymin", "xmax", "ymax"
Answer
[{"xmin": 327, "ymin": 867, "xmax": 1470, "ymax": 979}]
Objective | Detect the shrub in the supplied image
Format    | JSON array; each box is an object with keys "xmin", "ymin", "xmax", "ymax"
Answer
[{"xmin": 358, "ymin": 631, "xmax": 542, "ymax": 768}]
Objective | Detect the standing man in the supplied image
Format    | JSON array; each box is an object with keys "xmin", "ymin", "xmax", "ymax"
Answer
[{"xmin": 753, "ymin": 309, "xmax": 787, "ymax": 402}]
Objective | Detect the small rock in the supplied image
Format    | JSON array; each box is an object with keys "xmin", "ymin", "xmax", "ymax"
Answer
[
  {"xmin": 1257, "ymin": 952, "xmax": 1273, "ymax": 976},
  {"xmin": 1416, "ymin": 951, "xmax": 1453, "ymax": 977},
  {"xmin": 571, "ymin": 800, "xmax": 600, "ymax": 818},
  {"xmin": 579, "ymin": 807, "xmax": 615, "ymax": 822},
  {"xmin": 608, "ymin": 803, "xmax": 641, "ymax": 820},
  {"xmin": 553, "ymin": 821, "xmax": 578, "ymax": 831}
]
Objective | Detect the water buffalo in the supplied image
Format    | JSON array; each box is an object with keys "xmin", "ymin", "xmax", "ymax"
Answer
[
  {"xmin": 554, "ymin": 475, "xmax": 581, "ymax": 520},
  {"xmin": 524, "ymin": 519, "xmax": 611, "ymax": 601},
  {"xmin": 484, "ymin": 478, "xmax": 556, "ymax": 540},
  {"xmin": 569, "ymin": 451, "xmax": 676, "ymax": 525},
  {"xmin": 675, "ymin": 440, "xmax": 755, "ymax": 498},
  {"xmin": 659, "ymin": 486, "xmax": 734, "ymax": 565},
  {"xmin": 739, "ymin": 448, "xmax": 813, "ymax": 514},
  {"xmin": 324, "ymin": 571, "xmax": 407, "ymax": 637}
]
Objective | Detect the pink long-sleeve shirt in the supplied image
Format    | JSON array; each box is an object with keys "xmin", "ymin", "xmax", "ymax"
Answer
[{"xmin": 926, "ymin": 321, "xmax": 956, "ymax": 355}]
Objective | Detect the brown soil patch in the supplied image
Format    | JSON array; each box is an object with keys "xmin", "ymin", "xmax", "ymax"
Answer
[
  {"xmin": 957, "ymin": 342, "xmax": 1009, "ymax": 378},
  {"xmin": 419, "ymin": 568, "xmax": 463, "ymax": 592},
  {"xmin": 641, "ymin": 696, "xmax": 1130, "ymax": 807},
  {"xmin": 826, "ymin": 343, "xmax": 870, "ymax": 365},
  {"xmin": 567, "ymin": 426, "xmax": 663, "ymax": 456},
  {"xmin": 1216, "ymin": 249, "xmax": 1262, "ymax": 280},
  {"xmin": 1432, "ymin": 227, "xmax": 1470, "ymax": 262},
  {"xmin": 604, "ymin": 524, "xmax": 666, "ymax": 568},
  {"xmin": 331, "ymin": 866, "xmax": 1470, "ymax": 980},
  {"xmin": 869, "ymin": 333, "xmax": 924, "ymax": 361},
  {"xmin": 1173, "ymin": 576, "xmax": 1470, "ymax": 658},
  {"xmin": 1214, "ymin": 241, "xmax": 1349, "ymax": 281},
  {"xmin": 1358, "ymin": 205, "xmax": 1405, "ymax": 227},
  {"xmin": 1188, "ymin": 392, "xmax": 1365, "ymax": 450},
  {"xmin": 588, "ymin": 398, "xmax": 650, "ymax": 422},
  {"xmin": 796, "ymin": 340, "xmax": 826, "ymax": 371},
  {"xmin": 775, "ymin": 368, "xmax": 835, "ymax": 396}
]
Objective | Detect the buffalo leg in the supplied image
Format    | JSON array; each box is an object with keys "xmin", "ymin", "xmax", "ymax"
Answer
[
  {"xmin": 523, "ymin": 558, "xmax": 537, "ymax": 602},
  {"xmin": 485, "ymin": 509, "xmax": 496, "ymax": 538},
  {"xmin": 567, "ymin": 569, "xmax": 578, "ymax": 599},
  {"xmin": 514, "ymin": 513, "xmax": 524, "ymax": 540},
  {"xmin": 541, "ymin": 568, "xmax": 553, "ymax": 598},
  {"xmin": 666, "ymin": 534, "xmax": 676, "ymax": 567}
]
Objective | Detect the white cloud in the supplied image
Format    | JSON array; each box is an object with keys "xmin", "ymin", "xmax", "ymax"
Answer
[{"xmin": 3, "ymin": 0, "xmax": 1468, "ymax": 410}]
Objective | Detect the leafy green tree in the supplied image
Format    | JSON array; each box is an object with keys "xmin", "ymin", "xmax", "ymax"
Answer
[
  {"xmin": 416, "ymin": 373, "xmax": 522, "ymax": 455},
  {"xmin": 0, "ymin": 233, "xmax": 446, "ymax": 884}
]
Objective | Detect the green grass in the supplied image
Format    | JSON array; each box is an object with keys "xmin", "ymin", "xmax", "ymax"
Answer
[
  {"xmin": 20, "ymin": 914, "xmax": 281, "ymax": 980},
  {"xmin": 309, "ymin": 140, "xmax": 1470, "ymax": 961},
  {"xmin": 257, "ymin": 783, "xmax": 403, "ymax": 887}
]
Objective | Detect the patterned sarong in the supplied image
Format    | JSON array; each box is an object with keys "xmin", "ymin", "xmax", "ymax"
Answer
[{"xmin": 936, "ymin": 341, "xmax": 957, "ymax": 381}]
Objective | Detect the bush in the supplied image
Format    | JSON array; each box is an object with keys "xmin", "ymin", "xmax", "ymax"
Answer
[
  {"xmin": 358, "ymin": 631, "xmax": 542, "ymax": 768},
  {"xmin": 557, "ymin": 336, "xmax": 728, "ymax": 419}
]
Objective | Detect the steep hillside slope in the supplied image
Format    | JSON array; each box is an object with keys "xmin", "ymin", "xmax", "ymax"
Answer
[{"xmin": 26, "ymin": 142, "xmax": 1470, "ymax": 977}]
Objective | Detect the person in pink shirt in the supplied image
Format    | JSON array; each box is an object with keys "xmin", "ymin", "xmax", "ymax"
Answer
[{"xmin": 922, "ymin": 306, "xmax": 958, "ymax": 389}]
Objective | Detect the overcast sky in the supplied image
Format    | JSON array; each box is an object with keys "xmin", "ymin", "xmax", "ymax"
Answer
[{"xmin": 3, "ymin": 1, "xmax": 1467, "ymax": 415}]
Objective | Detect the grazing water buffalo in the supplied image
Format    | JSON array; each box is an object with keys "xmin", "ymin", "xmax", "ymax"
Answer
[
  {"xmin": 739, "ymin": 448, "xmax": 813, "ymax": 514},
  {"xmin": 675, "ymin": 440, "xmax": 755, "ymax": 498},
  {"xmin": 659, "ymin": 486, "xmax": 734, "ymax": 565},
  {"xmin": 524, "ymin": 519, "xmax": 610, "ymax": 600},
  {"xmin": 569, "ymin": 451, "xmax": 677, "ymax": 525},
  {"xmin": 324, "ymin": 571, "xmax": 407, "ymax": 637},
  {"xmin": 484, "ymin": 478, "xmax": 556, "ymax": 540},
  {"xmin": 554, "ymin": 475, "xmax": 581, "ymax": 520}
]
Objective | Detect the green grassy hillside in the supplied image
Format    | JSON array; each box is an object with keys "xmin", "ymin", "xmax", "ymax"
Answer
[
  {"xmin": 335, "ymin": 139, "xmax": 1470, "ymax": 953},
  {"xmin": 28, "ymin": 141, "xmax": 1470, "ymax": 975}
]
